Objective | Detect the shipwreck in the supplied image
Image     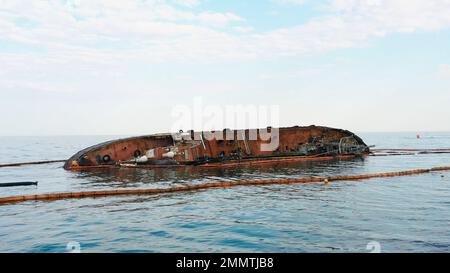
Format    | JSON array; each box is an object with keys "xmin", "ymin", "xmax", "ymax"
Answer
[{"xmin": 64, "ymin": 125, "xmax": 370, "ymax": 171}]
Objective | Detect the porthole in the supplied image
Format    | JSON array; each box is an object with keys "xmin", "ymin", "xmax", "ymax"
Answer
[{"xmin": 102, "ymin": 155, "xmax": 111, "ymax": 163}]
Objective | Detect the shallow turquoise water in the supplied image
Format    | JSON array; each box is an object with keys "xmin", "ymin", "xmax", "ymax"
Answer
[{"xmin": 0, "ymin": 132, "xmax": 449, "ymax": 252}]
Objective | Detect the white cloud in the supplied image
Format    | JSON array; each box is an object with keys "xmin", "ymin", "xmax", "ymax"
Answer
[
  {"xmin": 438, "ymin": 64, "xmax": 450, "ymax": 78},
  {"xmin": 330, "ymin": 0, "xmax": 450, "ymax": 32},
  {"xmin": 233, "ymin": 26, "xmax": 254, "ymax": 33},
  {"xmin": 0, "ymin": 0, "xmax": 247, "ymax": 66},
  {"xmin": 1, "ymin": 0, "xmax": 450, "ymax": 83},
  {"xmin": 197, "ymin": 12, "xmax": 243, "ymax": 27},
  {"xmin": 1, "ymin": 0, "xmax": 449, "ymax": 65},
  {"xmin": 273, "ymin": 0, "xmax": 307, "ymax": 5},
  {"xmin": 173, "ymin": 0, "xmax": 201, "ymax": 7},
  {"xmin": 255, "ymin": 0, "xmax": 450, "ymax": 56},
  {"xmin": 1, "ymin": 1, "xmax": 450, "ymax": 135}
]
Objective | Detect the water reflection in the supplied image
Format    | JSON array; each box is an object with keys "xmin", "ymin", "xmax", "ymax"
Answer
[{"xmin": 71, "ymin": 156, "xmax": 368, "ymax": 189}]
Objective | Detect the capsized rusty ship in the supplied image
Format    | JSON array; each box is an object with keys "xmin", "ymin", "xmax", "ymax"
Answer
[{"xmin": 64, "ymin": 125, "xmax": 370, "ymax": 171}]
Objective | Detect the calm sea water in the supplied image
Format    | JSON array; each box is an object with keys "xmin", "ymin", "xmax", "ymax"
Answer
[{"xmin": 0, "ymin": 132, "xmax": 449, "ymax": 253}]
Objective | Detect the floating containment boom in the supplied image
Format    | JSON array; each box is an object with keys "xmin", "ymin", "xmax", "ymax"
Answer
[{"xmin": 1, "ymin": 166, "xmax": 449, "ymax": 205}]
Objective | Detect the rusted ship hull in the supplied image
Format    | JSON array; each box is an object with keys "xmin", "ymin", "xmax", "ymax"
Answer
[{"xmin": 64, "ymin": 125, "xmax": 369, "ymax": 171}]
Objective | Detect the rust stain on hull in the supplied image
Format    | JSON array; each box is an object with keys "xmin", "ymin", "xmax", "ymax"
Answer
[{"xmin": 64, "ymin": 125, "xmax": 370, "ymax": 171}]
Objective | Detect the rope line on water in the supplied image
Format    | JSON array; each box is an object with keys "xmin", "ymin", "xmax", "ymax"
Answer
[
  {"xmin": 1, "ymin": 148, "xmax": 450, "ymax": 168},
  {"xmin": 0, "ymin": 166, "xmax": 449, "ymax": 205},
  {"xmin": 0, "ymin": 160, "xmax": 66, "ymax": 168},
  {"xmin": 371, "ymin": 148, "xmax": 450, "ymax": 152}
]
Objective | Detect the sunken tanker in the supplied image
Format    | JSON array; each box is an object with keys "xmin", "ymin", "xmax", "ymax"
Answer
[{"xmin": 64, "ymin": 125, "xmax": 370, "ymax": 170}]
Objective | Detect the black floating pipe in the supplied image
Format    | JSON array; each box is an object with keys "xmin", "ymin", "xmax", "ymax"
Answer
[{"xmin": 0, "ymin": 181, "xmax": 38, "ymax": 187}]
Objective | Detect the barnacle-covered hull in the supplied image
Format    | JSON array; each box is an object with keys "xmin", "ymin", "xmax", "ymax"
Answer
[{"xmin": 64, "ymin": 125, "xmax": 369, "ymax": 170}]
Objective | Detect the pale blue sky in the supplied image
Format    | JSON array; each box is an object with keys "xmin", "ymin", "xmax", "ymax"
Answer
[{"xmin": 1, "ymin": 0, "xmax": 450, "ymax": 136}]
